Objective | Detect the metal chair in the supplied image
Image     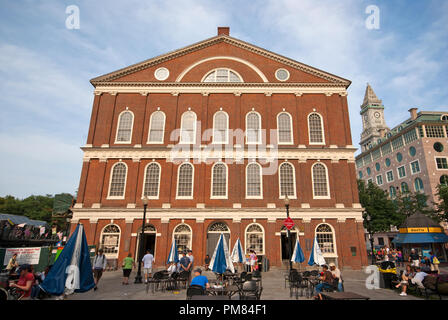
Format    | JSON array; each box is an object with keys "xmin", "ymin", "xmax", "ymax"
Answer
[
  {"xmin": 239, "ymin": 280, "xmax": 262, "ymax": 300},
  {"xmin": 186, "ymin": 285, "xmax": 206, "ymax": 300}
]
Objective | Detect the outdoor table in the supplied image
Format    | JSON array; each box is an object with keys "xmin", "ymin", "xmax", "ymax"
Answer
[
  {"xmin": 207, "ymin": 285, "xmax": 240, "ymax": 298},
  {"xmin": 320, "ymin": 292, "xmax": 370, "ymax": 300},
  {"xmin": 191, "ymin": 295, "xmax": 230, "ymax": 300}
]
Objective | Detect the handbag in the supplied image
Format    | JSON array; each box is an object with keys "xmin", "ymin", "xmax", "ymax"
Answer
[{"xmin": 433, "ymin": 257, "xmax": 440, "ymax": 264}]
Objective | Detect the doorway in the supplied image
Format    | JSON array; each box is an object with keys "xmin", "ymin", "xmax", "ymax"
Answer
[
  {"xmin": 281, "ymin": 227, "xmax": 297, "ymax": 260},
  {"xmin": 206, "ymin": 222, "xmax": 230, "ymax": 257},
  {"xmin": 135, "ymin": 224, "xmax": 157, "ymax": 261}
]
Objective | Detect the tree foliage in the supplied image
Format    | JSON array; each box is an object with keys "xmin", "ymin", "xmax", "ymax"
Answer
[
  {"xmin": 0, "ymin": 194, "xmax": 54, "ymax": 222},
  {"xmin": 435, "ymin": 183, "xmax": 448, "ymax": 222},
  {"xmin": 393, "ymin": 190, "xmax": 437, "ymax": 222}
]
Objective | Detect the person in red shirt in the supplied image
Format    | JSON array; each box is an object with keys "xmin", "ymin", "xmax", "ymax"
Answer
[{"xmin": 10, "ymin": 264, "xmax": 35, "ymax": 299}]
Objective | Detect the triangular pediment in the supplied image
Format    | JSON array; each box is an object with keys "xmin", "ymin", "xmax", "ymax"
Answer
[{"xmin": 91, "ymin": 34, "xmax": 351, "ymax": 87}]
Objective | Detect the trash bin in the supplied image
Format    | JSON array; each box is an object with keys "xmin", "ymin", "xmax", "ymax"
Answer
[{"xmin": 378, "ymin": 261, "xmax": 397, "ymax": 289}]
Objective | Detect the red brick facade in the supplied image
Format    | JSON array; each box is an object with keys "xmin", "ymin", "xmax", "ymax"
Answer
[{"xmin": 71, "ymin": 28, "xmax": 368, "ymax": 270}]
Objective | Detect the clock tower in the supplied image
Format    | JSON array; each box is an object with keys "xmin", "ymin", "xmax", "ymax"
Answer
[{"xmin": 360, "ymin": 84, "xmax": 389, "ymax": 152}]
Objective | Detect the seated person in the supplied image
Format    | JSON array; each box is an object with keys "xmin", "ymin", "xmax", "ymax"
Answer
[
  {"xmin": 190, "ymin": 268, "xmax": 210, "ymax": 290},
  {"xmin": 9, "ymin": 264, "xmax": 35, "ymax": 299},
  {"xmin": 167, "ymin": 262, "xmax": 177, "ymax": 275},
  {"xmin": 410, "ymin": 266, "xmax": 428, "ymax": 289},
  {"xmin": 313, "ymin": 265, "xmax": 335, "ymax": 300},
  {"xmin": 395, "ymin": 265, "xmax": 414, "ymax": 296},
  {"xmin": 329, "ymin": 263, "xmax": 343, "ymax": 292}
]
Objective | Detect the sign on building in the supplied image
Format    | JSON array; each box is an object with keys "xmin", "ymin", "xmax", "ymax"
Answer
[{"xmin": 3, "ymin": 247, "xmax": 42, "ymax": 266}]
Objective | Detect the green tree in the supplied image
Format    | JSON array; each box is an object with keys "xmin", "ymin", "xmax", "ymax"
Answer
[
  {"xmin": 393, "ymin": 190, "xmax": 437, "ymax": 223},
  {"xmin": 0, "ymin": 194, "xmax": 54, "ymax": 222},
  {"xmin": 435, "ymin": 183, "xmax": 448, "ymax": 222}
]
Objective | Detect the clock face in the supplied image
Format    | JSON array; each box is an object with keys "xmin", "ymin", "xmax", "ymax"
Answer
[{"xmin": 374, "ymin": 112, "xmax": 381, "ymax": 119}]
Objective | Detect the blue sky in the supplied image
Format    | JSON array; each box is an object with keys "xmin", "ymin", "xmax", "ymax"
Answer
[{"xmin": 0, "ymin": 0, "xmax": 447, "ymax": 198}]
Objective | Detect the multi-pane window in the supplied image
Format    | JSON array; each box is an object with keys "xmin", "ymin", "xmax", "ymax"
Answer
[
  {"xmin": 308, "ymin": 113, "xmax": 324, "ymax": 144},
  {"xmin": 372, "ymin": 148, "xmax": 381, "ymax": 161},
  {"xmin": 398, "ymin": 166, "xmax": 406, "ymax": 178},
  {"xmin": 356, "ymin": 158, "xmax": 364, "ymax": 169},
  {"xmin": 100, "ymin": 224, "xmax": 120, "ymax": 258},
  {"xmin": 203, "ymin": 68, "xmax": 242, "ymax": 83},
  {"xmin": 401, "ymin": 182, "xmax": 409, "ymax": 194},
  {"xmin": 143, "ymin": 163, "xmax": 160, "ymax": 198},
  {"xmin": 211, "ymin": 163, "xmax": 227, "ymax": 198},
  {"xmin": 246, "ymin": 112, "xmax": 261, "ymax": 144},
  {"xmin": 381, "ymin": 143, "xmax": 392, "ymax": 156},
  {"xmin": 436, "ymin": 157, "xmax": 448, "ymax": 169},
  {"xmin": 246, "ymin": 163, "xmax": 262, "ymax": 198},
  {"xmin": 386, "ymin": 170, "xmax": 394, "ymax": 182},
  {"xmin": 410, "ymin": 160, "xmax": 421, "ymax": 174},
  {"xmin": 177, "ymin": 163, "xmax": 194, "ymax": 198},
  {"xmin": 404, "ymin": 129, "xmax": 418, "ymax": 144},
  {"xmin": 425, "ymin": 125, "xmax": 445, "ymax": 138},
  {"xmin": 148, "ymin": 111, "xmax": 165, "ymax": 143},
  {"xmin": 245, "ymin": 224, "xmax": 264, "ymax": 254},
  {"xmin": 180, "ymin": 111, "xmax": 196, "ymax": 144},
  {"xmin": 116, "ymin": 111, "xmax": 133, "ymax": 143},
  {"xmin": 389, "ymin": 186, "xmax": 397, "ymax": 198},
  {"xmin": 440, "ymin": 175, "xmax": 448, "ymax": 185},
  {"xmin": 213, "ymin": 111, "xmax": 228, "ymax": 143},
  {"xmin": 316, "ymin": 224, "xmax": 334, "ymax": 254},
  {"xmin": 414, "ymin": 178, "xmax": 424, "ymax": 192},
  {"xmin": 173, "ymin": 224, "xmax": 192, "ymax": 253},
  {"xmin": 364, "ymin": 153, "xmax": 372, "ymax": 165},
  {"xmin": 392, "ymin": 136, "xmax": 404, "ymax": 150},
  {"xmin": 108, "ymin": 163, "xmax": 127, "ymax": 198},
  {"xmin": 277, "ymin": 112, "xmax": 293, "ymax": 144},
  {"xmin": 279, "ymin": 162, "xmax": 296, "ymax": 198},
  {"xmin": 312, "ymin": 163, "xmax": 329, "ymax": 198},
  {"xmin": 376, "ymin": 175, "xmax": 383, "ymax": 185}
]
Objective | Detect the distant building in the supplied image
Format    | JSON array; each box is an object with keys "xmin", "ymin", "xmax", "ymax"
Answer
[{"xmin": 356, "ymin": 84, "xmax": 448, "ymax": 207}]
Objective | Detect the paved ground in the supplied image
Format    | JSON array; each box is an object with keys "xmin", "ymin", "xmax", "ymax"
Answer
[{"xmin": 65, "ymin": 265, "xmax": 448, "ymax": 300}]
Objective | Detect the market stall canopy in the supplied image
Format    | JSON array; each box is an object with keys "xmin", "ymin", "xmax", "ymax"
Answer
[
  {"xmin": 393, "ymin": 212, "xmax": 448, "ymax": 244},
  {"xmin": 0, "ymin": 213, "xmax": 48, "ymax": 227}
]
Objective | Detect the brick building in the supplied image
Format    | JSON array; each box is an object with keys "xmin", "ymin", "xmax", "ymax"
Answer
[{"xmin": 71, "ymin": 27, "xmax": 368, "ymax": 270}]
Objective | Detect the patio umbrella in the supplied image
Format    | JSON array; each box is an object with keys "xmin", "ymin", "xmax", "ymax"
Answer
[
  {"xmin": 166, "ymin": 239, "xmax": 179, "ymax": 264},
  {"xmin": 231, "ymin": 238, "xmax": 245, "ymax": 263},
  {"xmin": 291, "ymin": 236, "xmax": 305, "ymax": 263},
  {"xmin": 307, "ymin": 235, "xmax": 326, "ymax": 266},
  {"xmin": 209, "ymin": 233, "xmax": 235, "ymax": 274}
]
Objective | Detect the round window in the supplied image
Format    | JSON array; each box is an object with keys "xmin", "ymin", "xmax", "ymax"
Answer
[
  {"xmin": 367, "ymin": 167, "xmax": 371, "ymax": 176},
  {"xmin": 396, "ymin": 153, "xmax": 403, "ymax": 162},
  {"xmin": 375, "ymin": 163, "xmax": 380, "ymax": 171},
  {"xmin": 275, "ymin": 68, "xmax": 290, "ymax": 81},
  {"xmin": 409, "ymin": 146, "xmax": 416, "ymax": 157},
  {"xmin": 154, "ymin": 67, "xmax": 169, "ymax": 81},
  {"xmin": 385, "ymin": 158, "xmax": 391, "ymax": 167},
  {"xmin": 434, "ymin": 142, "xmax": 444, "ymax": 153}
]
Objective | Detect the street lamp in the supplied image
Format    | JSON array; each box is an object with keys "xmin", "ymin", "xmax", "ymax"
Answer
[
  {"xmin": 284, "ymin": 195, "xmax": 293, "ymax": 271},
  {"xmin": 134, "ymin": 196, "xmax": 149, "ymax": 284},
  {"xmin": 366, "ymin": 213, "xmax": 375, "ymax": 265}
]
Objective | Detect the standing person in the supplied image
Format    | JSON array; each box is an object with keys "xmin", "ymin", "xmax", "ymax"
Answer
[
  {"xmin": 429, "ymin": 251, "xmax": 440, "ymax": 273},
  {"xmin": 187, "ymin": 250, "xmax": 194, "ymax": 276},
  {"xmin": 141, "ymin": 250, "xmax": 155, "ymax": 284},
  {"xmin": 249, "ymin": 250, "xmax": 257, "ymax": 272},
  {"xmin": 92, "ymin": 249, "xmax": 107, "ymax": 291},
  {"xmin": 329, "ymin": 263, "xmax": 343, "ymax": 292},
  {"xmin": 122, "ymin": 253, "xmax": 135, "ymax": 285},
  {"xmin": 6, "ymin": 253, "xmax": 19, "ymax": 273},
  {"xmin": 180, "ymin": 251, "xmax": 192, "ymax": 281},
  {"xmin": 9, "ymin": 264, "xmax": 34, "ymax": 299},
  {"xmin": 397, "ymin": 250, "xmax": 403, "ymax": 267},
  {"xmin": 204, "ymin": 254, "xmax": 210, "ymax": 271},
  {"xmin": 409, "ymin": 249, "xmax": 420, "ymax": 267}
]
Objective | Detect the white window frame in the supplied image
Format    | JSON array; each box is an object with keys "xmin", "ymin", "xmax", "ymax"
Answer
[
  {"xmin": 107, "ymin": 162, "xmax": 128, "ymax": 200},
  {"xmin": 315, "ymin": 223, "xmax": 337, "ymax": 257},
  {"xmin": 179, "ymin": 111, "xmax": 197, "ymax": 144},
  {"xmin": 141, "ymin": 162, "xmax": 161, "ymax": 199},
  {"xmin": 245, "ymin": 162, "xmax": 263, "ymax": 199},
  {"xmin": 435, "ymin": 157, "xmax": 448, "ymax": 170},
  {"xmin": 414, "ymin": 178, "xmax": 424, "ymax": 192},
  {"xmin": 172, "ymin": 223, "xmax": 193, "ymax": 252},
  {"xmin": 147, "ymin": 111, "xmax": 166, "ymax": 144},
  {"xmin": 367, "ymin": 178, "xmax": 373, "ymax": 184},
  {"xmin": 245, "ymin": 111, "xmax": 262, "ymax": 145},
  {"xmin": 100, "ymin": 224, "xmax": 121, "ymax": 259},
  {"xmin": 386, "ymin": 170, "xmax": 394, "ymax": 183},
  {"xmin": 277, "ymin": 112, "xmax": 294, "ymax": 145},
  {"xmin": 410, "ymin": 160, "xmax": 421, "ymax": 175},
  {"xmin": 114, "ymin": 110, "xmax": 134, "ymax": 144},
  {"xmin": 201, "ymin": 68, "xmax": 244, "ymax": 83},
  {"xmin": 311, "ymin": 162, "xmax": 330, "ymax": 199},
  {"xmin": 278, "ymin": 162, "xmax": 297, "ymax": 199},
  {"xmin": 176, "ymin": 162, "xmax": 195, "ymax": 199},
  {"xmin": 307, "ymin": 112, "xmax": 325, "ymax": 145},
  {"xmin": 397, "ymin": 165, "xmax": 406, "ymax": 179},
  {"xmin": 210, "ymin": 162, "xmax": 228, "ymax": 199},
  {"xmin": 212, "ymin": 111, "xmax": 229, "ymax": 144},
  {"xmin": 244, "ymin": 223, "xmax": 265, "ymax": 255},
  {"xmin": 376, "ymin": 174, "xmax": 383, "ymax": 186}
]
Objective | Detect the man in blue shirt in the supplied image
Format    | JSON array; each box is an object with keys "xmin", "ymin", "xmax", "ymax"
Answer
[{"xmin": 190, "ymin": 268, "xmax": 210, "ymax": 289}]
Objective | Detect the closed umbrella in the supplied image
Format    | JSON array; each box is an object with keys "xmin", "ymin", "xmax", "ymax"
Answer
[
  {"xmin": 166, "ymin": 239, "xmax": 179, "ymax": 264},
  {"xmin": 291, "ymin": 237, "xmax": 305, "ymax": 263},
  {"xmin": 209, "ymin": 233, "xmax": 235, "ymax": 274},
  {"xmin": 231, "ymin": 238, "xmax": 245, "ymax": 263},
  {"xmin": 307, "ymin": 235, "xmax": 326, "ymax": 266}
]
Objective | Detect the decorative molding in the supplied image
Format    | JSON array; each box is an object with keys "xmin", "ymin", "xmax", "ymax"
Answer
[
  {"xmin": 126, "ymin": 203, "xmax": 136, "ymax": 209},
  {"xmin": 301, "ymin": 203, "xmax": 310, "ymax": 209},
  {"xmin": 162, "ymin": 203, "xmax": 171, "ymax": 209},
  {"xmin": 267, "ymin": 203, "xmax": 276, "ymax": 209},
  {"xmin": 89, "ymin": 217, "xmax": 98, "ymax": 223},
  {"xmin": 295, "ymin": 92, "xmax": 303, "ymax": 97},
  {"xmin": 196, "ymin": 203, "xmax": 205, "ymax": 209},
  {"xmin": 91, "ymin": 203, "xmax": 101, "ymax": 209},
  {"xmin": 233, "ymin": 203, "xmax": 242, "ymax": 209},
  {"xmin": 325, "ymin": 92, "xmax": 333, "ymax": 96},
  {"xmin": 171, "ymin": 92, "xmax": 179, "ymax": 96},
  {"xmin": 140, "ymin": 91, "xmax": 149, "ymax": 96},
  {"xmin": 335, "ymin": 203, "xmax": 345, "ymax": 209},
  {"xmin": 233, "ymin": 92, "xmax": 241, "ymax": 96},
  {"xmin": 339, "ymin": 92, "xmax": 348, "ymax": 97},
  {"xmin": 125, "ymin": 218, "xmax": 134, "ymax": 224},
  {"xmin": 161, "ymin": 217, "xmax": 170, "ymax": 223},
  {"xmin": 196, "ymin": 217, "xmax": 204, "ymax": 223},
  {"xmin": 73, "ymin": 203, "xmax": 83, "ymax": 209}
]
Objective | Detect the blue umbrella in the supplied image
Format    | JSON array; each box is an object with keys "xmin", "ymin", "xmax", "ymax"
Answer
[
  {"xmin": 40, "ymin": 224, "xmax": 95, "ymax": 296},
  {"xmin": 291, "ymin": 236, "xmax": 305, "ymax": 263},
  {"xmin": 209, "ymin": 233, "xmax": 235, "ymax": 274},
  {"xmin": 307, "ymin": 235, "xmax": 326, "ymax": 266},
  {"xmin": 231, "ymin": 238, "xmax": 245, "ymax": 263},
  {"xmin": 166, "ymin": 239, "xmax": 179, "ymax": 264}
]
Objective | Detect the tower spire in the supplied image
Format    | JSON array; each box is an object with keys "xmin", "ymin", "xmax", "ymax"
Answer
[{"xmin": 361, "ymin": 83, "xmax": 382, "ymax": 109}]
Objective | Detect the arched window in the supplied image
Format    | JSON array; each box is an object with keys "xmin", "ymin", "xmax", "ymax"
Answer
[
  {"xmin": 316, "ymin": 224, "xmax": 335, "ymax": 254},
  {"xmin": 180, "ymin": 111, "xmax": 197, "ymax": 144},
  {"xmin": 176, "ymin": 163, "xmax": 194, "ymax": 198},
  {"xmin": 277, "ymin": 112, "xmax": 293, "ymax": 144},
  {"xmin": 115, "ymin": 111, "xmax": 134, "ymax": 143},
  {"xmin": 246, "ymin": 162, "xmax": 263, "ymax": 198},
  {"xmin": 108, "ymin": 163, "xmax": 127, "ymax": 198},
  {"xmin": 213, "ymin": 111, "xmax": 229, "ymax": 144},
  {"xmin": 143, "ymin": 163, "xmax": 161, "ymax": 198},
  {"xmin": 308, "ymin": 113, "xmax": 325, "ymax": 144},
  {"xmin": 148, "ymin": 111, "xmax": 165, "ymax": 143},
  {"xmin": 246, "ymin": 112, "xmax": 261, "ymax": 144},
  {"xmin": 211, "ymin": 163, "xmax": 227, "ymax": 198},
  {"xmin": 202, "ymin": 68, "xmax": 243, "ymax": 83},
  {"xmin": 173, "ymin": 224, "xmax": 192, "ymax": 253},
  {"xmin": 245, "ymin": 223, "xmax": 264, "ymax": 255},
  {"xmin": 100, "ymin": 224, "xmax": 121, "ymax": 258},
  {"xmin": 441, "ymin": 175, "xmax": 448, "ymax": 185},
  {"xmin": 389, "ymin": 186, "xmax": 397, "ymax": 199},
  {"xmin": 312, "ymin": 163, "xmax": 330, "ymax": 198},
  {"xmin": 279, "ymin": 162, "xmax": 296, "ymax": 198},
  {"xmin": 414, "ymin": 178, "xmax": 424, "ymax": 192},
  {"xmin": 401, "ymin": 182, "xmax": 409, "ymax": 194}
]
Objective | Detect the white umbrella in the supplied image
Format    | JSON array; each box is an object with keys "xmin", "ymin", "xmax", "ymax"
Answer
[{"xmin": 307, "ymin": 235, "xmax": 326, "ymax": 266}]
